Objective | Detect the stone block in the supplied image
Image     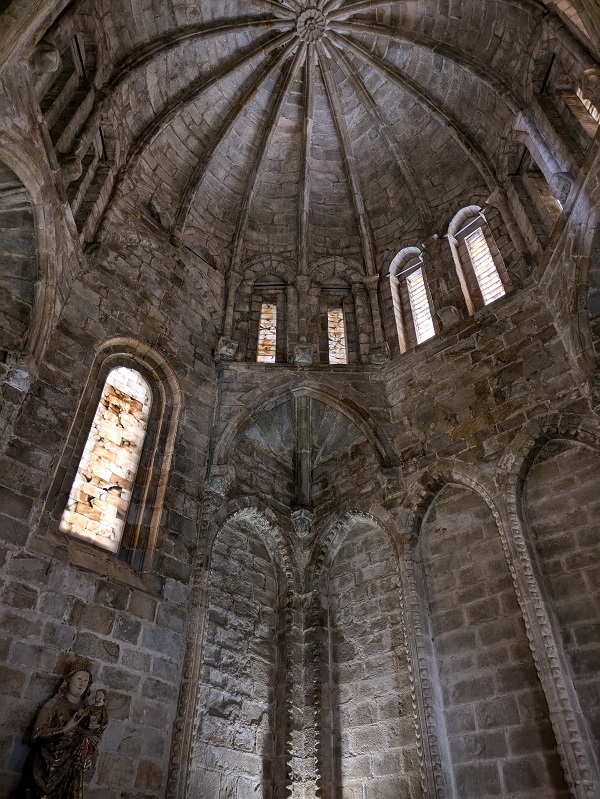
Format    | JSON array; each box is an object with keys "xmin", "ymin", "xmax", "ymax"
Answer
[
  {"xmin": 70, "ymin": 600, "xmax": 116, "ymax": 635},
  {"xmin": 140, "ymin": 623, "xmax": 183, "ymax": 659},
  {"xmin": 37, "ymin": 590, "xmax": 70, "ymax": 618},
  {"xmin": 447, "ymin": 675, "xmax": 495, "ymax": 705},
  {"xmin": 134, "ymin": 759, "xmax": 163, "ymax": 791},
  {"xmin": 100, "ymin": 665, "xmax": 141, "ymax": 693},
  {"xmin": 475, "ymin": 696, "xmax": 520, "ymax": 729},
  {"xmin": 156, "ymin": 603, "xmax": 185, "ymax": 633},
  {"xmin": 74, "ymin": 631, "xmax": 120, "ymax": 663},
  {"xmin": 502, "ymin": 756, "xmax": 546, "ymax": 793},
  {"xmin": 106, "ymin": 690, "xmax": 132, "ymax": 721},
  {"xmin": 0, "ymin": 664, "xmax": 26, "ymax": 696},
  {"xmin": 128, "ymin": 592, "xmax": 157, "ymax": 621},
  {"xmin": 113, "ymin": 613, "xmax": 142, "ymax": 644},
  {"xmin": 95, "ymin": 581, "xmax": 129, "ymax": 610},
  {"xmin": 96, "ymin": 752, "xmax": 135, "ymax": 790},
  {"xmin": 42, "ymin": 620, "xmax": 76, "ymax": 650},
  {"xmin": 3, "ymin": 580, "xmax": 38, "ymax": 610},
  {"xmin": 454, "ymin": 762, "xmax": 502, "ymax": 797},
  {"xmin": 142, "ymin": 676, "xmax": 178, "ymax": 702}
]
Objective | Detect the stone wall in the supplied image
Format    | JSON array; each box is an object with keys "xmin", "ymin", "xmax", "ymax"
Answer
[
  {"xmin": 524, "ymin": 439, "xmax": 600, "ymax": 755},
  {"xmin": 189, "ymin": 517, "xmax": 286, "ymax": 798},
  {"xmin": 418, "ymin": 485, "xmax": 568, "ymax": 798},
  {"xmin": 0, "ymin": 228, "xmax": 221, "ymax": 796},
  {"xmin": 321, "ymin": 520, "xmax": 419, "ymax": 799}
]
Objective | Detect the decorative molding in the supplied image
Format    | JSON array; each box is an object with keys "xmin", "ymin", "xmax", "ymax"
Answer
[{"xmin": 499, "ymin": 415, "xmax": 600, "ymax": 797}]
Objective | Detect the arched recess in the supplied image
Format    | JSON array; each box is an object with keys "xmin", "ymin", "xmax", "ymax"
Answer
[
  {"xmin": 586, "ymin": 221, "xmax": 600, "ymax": 372},
  {"xmin": 316, "ymin": 512, "xmax": 421, "ymax": 799},
  {"xmin": 212, "ymin": 385, "xmax": 398, "ymax": 476},
  {"xmin": 406, "ymin": 474, "xmax": 568, "ymax": 799},
  {"xmin": 519, "ymin": 433, "xmax": 600, "ymax": 766},
  {"xmin": 187, "ymin": 508, "xmax": 291, "ymax": 799},
  {"xmin": 0, "ymin": 149, "xmax": 63, "ymax": 369},
  {"xmin": 41, "ymin": 337, "xmax": 182, "ymax": 573},
  {"xmin": 0, "ymin": 161, "xmax": 37, "ymax": 358}
]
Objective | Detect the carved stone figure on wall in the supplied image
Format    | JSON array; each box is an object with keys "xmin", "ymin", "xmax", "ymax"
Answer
[{"xmin": 25, "ymin": 667, "xmax": 108, "ymax": 798}]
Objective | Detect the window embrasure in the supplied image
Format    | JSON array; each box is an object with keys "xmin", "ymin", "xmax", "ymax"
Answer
[
  {"xmin": 327, "ymin": 305, "xmax": 348, "ymax": 364},
  {"xmin": 257, "ymin": 301, "xmax": 277, "ymax": 363},
  {"xmin": 576, "ymin": 87, "xmax": 600, "ymax": 124},
  {"xmin": 406, "ymin": 267, "xmax": 436, "ymax": 344},
  {"xmin": 464, "ymin": 227, "xmax": 506, "ymax": 305},
  {"xmin": 448, "ymin": 207, "xmax": 511, "ymax": 312},
  {"xmin": 44, "ymin": 340, "xmax": 181, "ymax": 576},
  {"xmin": 389, "ymin": 247, "xmax": 436, "ymax": 350},
  {"xmin": 59, "ymin": 367, "xmax": 151, "ymax": 553}
]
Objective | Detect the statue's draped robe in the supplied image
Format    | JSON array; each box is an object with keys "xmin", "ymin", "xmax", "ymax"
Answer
[{"xmin": 30, "ymin": 695, "xmax": 87, "ymax": 799}]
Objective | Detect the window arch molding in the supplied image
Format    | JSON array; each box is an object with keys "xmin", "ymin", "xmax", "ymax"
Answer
[
  {"xmin": 0, "ymin": 139, "xmax": 61, "ymax": 366},
  {"xmin": 389, "ymin": 246, "xmax": 436, "ymax": 350},
  {"xmin": 42, "ymin": 337, "xmax": 182, "ymax": 573},
  {"xmin": 448, "ymin": 205, "xmax": 511, "ymax": 313},
  {"xmin": 313, "ymin": 257, "xmax": 365, "ymax": 364}
]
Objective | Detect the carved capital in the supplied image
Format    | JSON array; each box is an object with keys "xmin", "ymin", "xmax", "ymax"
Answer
[
  {"xmin": 582, "ymin": 67, "xmax": 600, "ymax": 110},
  {"xmin": 292, "ymin": 506, "xmax": 314, "ymax": 540},
  {"xmin": 62, "ymin": 156, "xmax": 82, "ymax": 184},
  {"xmin": 214, "ymin": 336, "xmax": 238, "ymax": 363},
  {"xmin": 362, "ymin": 274, "xmax": 380, "ymax": 292},
  {"xmin": 369, "ymin": 341, "xmax": 390, "ymax": 364},
  {"xmin": 550, "ymin": 171, "xmax": 573, "ymax": 206},
  {"xmin": 436, "ymin": 305, "xmax": 461, "ymax": 329},
  {"xmin": 485, "ymin": 186, "xmax": 508, "ymax": 211},
  {"xmin": 294, "ymin": 343, "xmax": 314, "ymax": 366},
  {"xmin": 30, "ymin": 42, "xmax": 60, "ymax": 74}
]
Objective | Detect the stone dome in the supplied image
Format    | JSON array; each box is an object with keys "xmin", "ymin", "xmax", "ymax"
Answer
[{"xmin": 100, "ymin": 0, "xmax": 547, "ymax": 274}]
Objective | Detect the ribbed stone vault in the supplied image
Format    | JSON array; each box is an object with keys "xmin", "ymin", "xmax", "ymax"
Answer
[{"xmin": 92, "ymin": 0, "xmax": 550, "ymax": 275}]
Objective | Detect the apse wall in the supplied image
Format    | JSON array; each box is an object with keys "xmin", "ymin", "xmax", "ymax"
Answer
[
  {"xmin": 523, "ymin": 439, "xmax": 600, "ymax": 756},
  {"xmin": 0, "ymin": 234, "xmax": 221, "ymax": 796},
  {"xmin": 189, "ymin": 516, "xmax": 287, "ymax": 798},
  {"xmin": 417, "ymin": 485, "xmax": 567, "ymax": 798},
  {"xmin": 320, "ymin": 519, "xmax": 420, "ymax": 799}
]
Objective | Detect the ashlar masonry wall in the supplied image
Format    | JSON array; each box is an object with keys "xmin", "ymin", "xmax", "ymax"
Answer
[
  {"xmin": 321, "ymin": 521, "xmax": 420, "ymax": 799},
  {"xmin": 524, "ymin": 440, "xmax": 600, "ymax": 755},
  {"xmin": 418, "ymin": 485, "xmax": 568, "ymax": 798},
  {"xmin": 0, "ymin": 227, "xmax": 222, "ymax": 797}
]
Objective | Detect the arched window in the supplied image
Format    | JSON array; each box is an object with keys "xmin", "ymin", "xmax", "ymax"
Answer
[
  {"xmin": 251, "ymin": 275, "xmax": 286, "ymax": 363},
  {"xmin": 318, "ymin": 278, "xmax": 357, "ymax": 364},
  {"xmin": 576, "ymin": 87, "xmax": 600, "ymax": 124},
  {"xmin": 448, "ymin": 207, "xmax": 510, "ymax": 313},
  {"xmin": 327, "ymin": 306, "xmax": 348, "ymax": 364},
  {"xmin": 59, "ymin": 367, "xmax": 152, "ymax": 553},
  {"xmin": 44, "ymin": 340, "xmax": 181, "ymax": 573},
  {"xmin": 389, "ymin": 248, "xmax": 436, "ymax": 349},
  {"xmin": 257, "ymin": 301, "xmax": 277, "ymax": 363}
]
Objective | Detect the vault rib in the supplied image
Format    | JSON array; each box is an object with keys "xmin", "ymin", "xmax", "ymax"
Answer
[
  {"xmin": 317, "ymin": 42, "xmax": 377, "ymax": 276},
  {"xmin": 330, "ymin": 19, "xmax": 522, "ymax": 113},
  {"xmin": 101, "ymin": 31, "xmax": 295, "ymax": 224},
  {"xmin": 105, "ymin": 17, "xmax": 291, "ymax": 92},
  {"xmin": 327, "ymin": 0, "xmax": 547, "ymax": 20},
  {"xmin": 332, "ymin": 31, "xmax": 497, "ymax": 191},
  {"xmin": 298, "ymin": 43, "xmax": 316, "ymax": 277},
  {"xmin": 229, "ymin": 43, "xmax": 306, "ymax": 276},
  {"xmin": 249, "ymin": 0, "xmax": 300, "ymax": 16},
  {"xmin": 322, "ymin": 37, "xmax": 434, "ymax": 234},
  {"xmin": 173, "ymin": 38, "xmax": 298, "ymax": 238}
]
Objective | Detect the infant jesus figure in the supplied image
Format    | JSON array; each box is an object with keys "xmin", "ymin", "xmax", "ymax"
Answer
[{"xmin": 73, "ymin": 689, "xmax": 108, "ymax": 771}]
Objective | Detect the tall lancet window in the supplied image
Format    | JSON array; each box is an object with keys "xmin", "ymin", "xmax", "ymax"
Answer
[
  {"xmin": 406, "ymin": 267, "xmax": 435, "ymax": 344},
  {"xmin": 465, "ymin": 227, "xmax": 506, "ymax": 305},
  {"xmin": 257, "ymin": 301, "xmax": 277, "ymax": 363},
  {"xmin": 576, "ymin": 87, "xmax": 600, "ymax": 124},
  {"xmin": 327, "ymin": 306, "xmax": 348, "ymax": 364},
  {"xmin": 60, "ymin": 366, "xmax": 152, "ymax": 552}
]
